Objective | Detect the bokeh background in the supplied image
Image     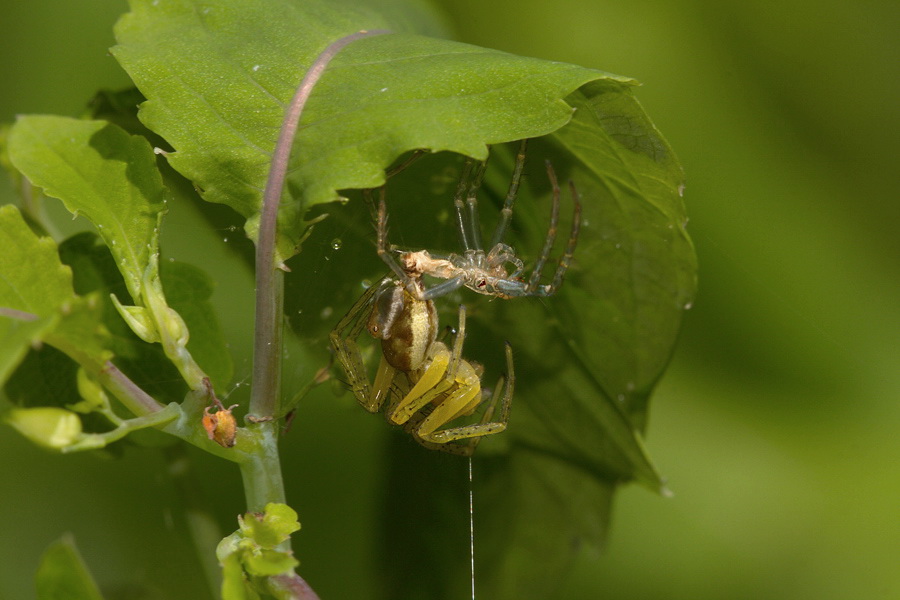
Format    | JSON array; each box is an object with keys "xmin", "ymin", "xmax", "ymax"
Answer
[{"xmin": 1, "ymin": 0, "xmax": 897, "ymax": 598}]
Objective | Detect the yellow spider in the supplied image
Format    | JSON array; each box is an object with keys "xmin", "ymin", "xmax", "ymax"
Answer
[{"xmin": 329, "ymin": 193, "xmax": 513, "ymax": 455}]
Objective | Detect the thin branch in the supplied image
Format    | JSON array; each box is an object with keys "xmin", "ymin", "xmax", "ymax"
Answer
[{"xmin": 100, "ymin": 360, "xmax": 166, "ymax": 415}]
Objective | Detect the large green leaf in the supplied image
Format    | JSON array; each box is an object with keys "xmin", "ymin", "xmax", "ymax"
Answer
[
  {"xmin": 494, "ymin": 81, "xmax": 694, "ymax": 486},
  {"xmin": 6, "ymin": 116, "xmax": 167, "ymax": 302},
  {"xmin": 111, "ymin": 0, "xmax": 629, "ymax": 251},
  {"xmin": 550, "ymin": 82, "xmax": 694, "ymax": 425},
  {"xmin": 378, "ymin": 437, "xmax": 613, "ymax": 600}
]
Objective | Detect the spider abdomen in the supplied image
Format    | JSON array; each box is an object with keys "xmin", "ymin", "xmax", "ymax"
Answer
[{"xmin": 372, "ymin": 284, "xmax": 438, "ymax": 372}]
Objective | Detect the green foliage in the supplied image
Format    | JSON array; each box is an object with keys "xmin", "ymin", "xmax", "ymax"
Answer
[
  {"xmin": 111, "ymin": 0, "xmax": 632, "ymax": 256},
  {"xmin": 162, "ymin": 260, "xmax": 234, "ymax": 390},
  {"xmin": 6, "ymin": 116, "xmax": 166, "ymax": 301},
  {"xmin": 6, "ymin": 406, "xmax": 83, "ymax": 450},
  {"xmin": 0, "ymin": 0, "xmax": 693, "ymax": 598},
  {"xmin": 34, "ymin": 536, "xmax": 105, "ymax": 600},
  {"xmin": 6, "ymin": 115, "xmax": 229, "ymax": 395},
  {"xmin": 217, "ymin": 504, "xmax": 303, "ymax": 599},
  {"xmin": 0, "ymin": 204, "xmax": 110, "ymax": 374}
]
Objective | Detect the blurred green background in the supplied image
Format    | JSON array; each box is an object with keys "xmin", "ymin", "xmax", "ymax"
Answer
[{"xmin": 1, "ymin": 0, "xmax": 897, "ymax": 599}]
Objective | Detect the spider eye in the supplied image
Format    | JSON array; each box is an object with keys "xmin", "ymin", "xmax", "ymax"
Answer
[{"xmin": 477, "ymin": 279, "xmax": 486, "ymax": 288}]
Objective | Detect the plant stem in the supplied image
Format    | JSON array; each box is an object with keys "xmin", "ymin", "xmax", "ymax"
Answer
[
  {"xmin": 249, "ymin": 28, "xmax": 390, "ymax": 419},
  {"xmin": 243, "ymin": 30, "xmax": 391, "ymax": 599},
  {"xmin": 99, "ymin": 360, "xmax": 166, "ymax": 415},
  {"xmin": 239, "ymin": 420, "xmax": 286, "ymax": 512}
]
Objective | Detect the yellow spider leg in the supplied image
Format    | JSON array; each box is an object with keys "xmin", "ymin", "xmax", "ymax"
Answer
[
  {"xmin": 447, "ymin": 389, "xmax": 484, "ymax": 422},
  {"xmin": 442, "ymin": 360, "xmax": 487, "ymax": 421},
  {"xmin": 420, "ymin": 342, "xmax": 514, "ymax": 448},
  {"xmin": 478, "ymin": 374, "xmax": 507, "ymax": 423},
  {"xmin": 369, "ymin": 353, "xmax": 396, "ymax": 412},
  {"xmin": 415, "ymin": 362, "xmax": 482, "ymax": 437},
  {"xmin": 416, "ymin": 383, "xmax": 482, "ymax": 438},
  {"xmin": 388, "ymin": 343, "xmax": 451, "ymax": 425}
]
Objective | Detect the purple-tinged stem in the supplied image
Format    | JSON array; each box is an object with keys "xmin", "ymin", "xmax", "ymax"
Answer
[
  {"xmin": 249, "ymin": 28, "xmax": 390, "ymax": 416},
  {"xmin": 101, "ymin": 360, "xmax": 166, "ymax": 415}
]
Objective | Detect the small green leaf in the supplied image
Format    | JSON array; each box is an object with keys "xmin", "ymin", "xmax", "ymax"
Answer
[
  {"xmin": 217, "ymin": 504, "xmax": 302, "ymax": 596},
  {"xmin": 6, "ymin": 117, "xmax": 220, "ymax": 389},
  {"xmin": 58, "ymin": 233, "xmax": 187, "ymax": 405},
  {"xmin": 243, "ymin": 549, "xmax": 299, "ymax": 577},
  {"xmin": 6, "ymin": 115, "xmax": 167, "ymax": 302},
  {"xmin": 109, "ymin": 296, "xmax": 159, "ymax": 343},
  {"xmin": 239, "ymin": 503, "xmax": 301, "ymax": 549},
  {"xmin": 35, "ymin": 536, "xmax": 105, "ymax": 600},
  {"xmin": 5, "ymin": 407, "xmax": 82, "ymax": 449},
  {"xmin": 71, "ymin": 368, "xmax": 110, "ymax": 414},
  {"xmin": 220, "ymin": 553, "xmax": 257, "ymax": 600}
]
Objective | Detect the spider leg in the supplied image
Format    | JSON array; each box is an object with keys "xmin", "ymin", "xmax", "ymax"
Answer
[
  {"xmin": 447, "ymin": 303, "xmax": 468, "ymax": 379},
  {"xmin": 544, "ymin": 180, "xmax": 582, "ymax": 295},
  {"xmin": 375, "ymin": 187, "xmax": 410, "ymax": 282},
  {"xmin": 370, "ymin": 352, "xmax": 397, "ymax": 412},
  {"xmin": 526, "ymin": 159, "xmax": 562, "ymax": 293},
  {"xmin": 414, "ymin": 363, "xmax": 482, "ymax": 439},
  {"xmin": 385, "ymin": 149, "xmax": 426, "ymax": 178},
  {"xmin": 464, "ymin": 156, "xmax": 489, "ymax": 252},
  {"xmin": 329, "ymin": 280, "xmax": 384, "ymax": 410},
  {"xmin": 390, "ymin": 304, "xmax": 472, "ymax": 428},
  {"xmin": 453, "ymin": 159, "xmax": 475, "ymax": 252},
  {"xmin": 418, "ymin": 342, "xmax": 514, "ymax": 454},
  {"xmin": 489, "ymin": 138, "xmax": 528, "ymax": 248},
  {"xmin": 387, "ymin": 342, "xmax": 452, "ymax": 425},
  {"xmin": 362, "ymin": 188, "xmax": 378, "ymax": 226},
  {"xmin": 421, "ymin": 274, "xmax": 466, "ymax": 300}
]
